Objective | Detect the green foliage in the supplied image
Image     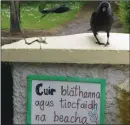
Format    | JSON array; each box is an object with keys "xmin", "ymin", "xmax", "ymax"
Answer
[
  {"xmin": 118, "ymin": 1, "xmax": 130, "ymax": 33},
  {"xmin": 1, "ymin": 1, "xmax": 84, "ymax": 30}
]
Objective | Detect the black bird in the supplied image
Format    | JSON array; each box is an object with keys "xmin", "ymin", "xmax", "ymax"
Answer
[
  {"xmin": 88, "ymin": 1, "xmax": 114, "ymax": 46},
  {"xmin": 39, "ymin": 4, "xmax": 70, "ymax": 19}
]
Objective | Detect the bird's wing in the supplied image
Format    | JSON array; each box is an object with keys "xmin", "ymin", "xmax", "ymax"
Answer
[
  {"xmin": 50, "ymin": 4, "xmax": 70, "ymax": 13},
  {"xmin": 90, "ymin": 11, "xmax": 96, "ymax": 27}
]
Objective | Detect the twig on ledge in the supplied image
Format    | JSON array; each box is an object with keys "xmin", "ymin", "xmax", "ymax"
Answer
[{"xmin": 20, "ymin": 30, "xmax": 47, "ymax": 49}]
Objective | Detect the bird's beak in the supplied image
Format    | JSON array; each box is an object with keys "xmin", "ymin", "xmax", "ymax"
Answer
[{"xmin": 102, "ymin": 7, "xmax": 106, "ymax": 12}]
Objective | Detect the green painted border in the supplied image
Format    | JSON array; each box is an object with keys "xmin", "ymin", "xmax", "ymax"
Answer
[
  {"xmin": 26, "ymin": 75, "xmax": 106, "ymax": 124},
  {"xmin": 27, "ymin": 77, "xmax": 32, "ymax": 124}
]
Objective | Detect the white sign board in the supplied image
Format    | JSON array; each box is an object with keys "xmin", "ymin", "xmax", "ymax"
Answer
[{"xmin": 27, "ymin": 75, "xmax": 106, "ymax": 124}]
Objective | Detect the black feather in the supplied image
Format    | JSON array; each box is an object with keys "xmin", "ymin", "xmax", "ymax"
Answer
[
  {"xmin": 51, "ymin": 4, "xmax": 70, "ymax": 13},
  {"xmin": 39, "ymin": 4, "xmax": 70, "ymax": 19},
  {"xmin": 88, "ymin": 1, "xmax": 114, "ymax": 46}
]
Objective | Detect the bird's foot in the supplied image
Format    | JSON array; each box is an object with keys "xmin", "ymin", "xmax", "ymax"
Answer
[
  {"xmin": 96, "ymin": 41, "xmax": 105, "ymax": 45},
  {"xmin": 104, "ymin": 42, "xmax": 109, "ymax": 46}
]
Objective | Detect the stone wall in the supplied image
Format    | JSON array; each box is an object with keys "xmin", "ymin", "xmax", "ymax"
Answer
[{"xmin": 12, "ymin": 63, "xmax": 129, "ymax": 124}]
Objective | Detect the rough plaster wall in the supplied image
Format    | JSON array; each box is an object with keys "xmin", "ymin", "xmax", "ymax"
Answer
[{"xmin": 12, "ymin": 63, "xmax": 129, "ymax": 124}]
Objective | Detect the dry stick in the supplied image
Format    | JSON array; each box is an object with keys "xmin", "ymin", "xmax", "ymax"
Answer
[
  {"xmin": 9, "ymin": 2, "xmax": 47, "ymax": 47},
  {"xmin": 40, "ymin": 14, "xmax": 48, "ymax": 19},
  {"xmin": 19, "ymin": 18, "xmax": 47, "ymax": 46},
  {"xmin": 20, "ymin": 29, "xmax": 48, "ymax": 50},
  {"xmin": 15, "ymin": 2, "xmax": 47, "ymax": 47},
  {"xmin": 20, "ymin": 30, "xmax": 47, "ymax": 46}
]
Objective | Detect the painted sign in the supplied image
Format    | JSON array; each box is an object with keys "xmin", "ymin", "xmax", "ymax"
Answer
[{"xmin": 27, "ymin": 75, "xmax": 106, "ymax": 124}]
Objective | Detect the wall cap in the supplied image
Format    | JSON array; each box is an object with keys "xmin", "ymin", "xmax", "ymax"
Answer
[{"xmin": 1, "ymin": 33, "xmax": 129, "ymax": 64}]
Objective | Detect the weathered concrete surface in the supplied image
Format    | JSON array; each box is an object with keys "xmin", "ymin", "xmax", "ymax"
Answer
[
  {"xmin": 12, "ymin": 63, "xmax": 129, "ymax": 124},
  {"xmin": 2, "ymin": 33, "xmax": 129, "ymax": 64}
]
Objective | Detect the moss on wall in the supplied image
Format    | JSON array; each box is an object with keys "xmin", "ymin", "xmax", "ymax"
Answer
[{"xmin": 115, "ymin": 82, "xmax": 130, "ymax": 124}]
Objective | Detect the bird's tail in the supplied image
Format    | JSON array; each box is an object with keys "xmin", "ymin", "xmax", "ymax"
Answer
[{"xmin": 87, "ymin": 28, "xmax": 92, "ymax": 31}]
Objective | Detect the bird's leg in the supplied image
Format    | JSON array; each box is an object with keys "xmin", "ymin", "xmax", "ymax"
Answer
[
  {"xmin": 94, "ymin": 33, "xmax": 105, "ymax": 45},
  {"xmin": 105, "ymin": 32, "xmax": 110, "ymax": 46}
]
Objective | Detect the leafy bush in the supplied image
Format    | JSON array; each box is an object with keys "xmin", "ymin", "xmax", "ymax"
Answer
[{"xmin": 118, "ymin": 1, "xmax": 130, "ymax": 33}]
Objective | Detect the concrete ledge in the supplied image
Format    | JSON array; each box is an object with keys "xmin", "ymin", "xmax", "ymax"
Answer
[{"xmin": 1, "ymin": 33, "xmax": 129, "ymax": 64}]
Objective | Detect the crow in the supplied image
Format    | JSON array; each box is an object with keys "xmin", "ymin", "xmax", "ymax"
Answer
[
  {"xmin": 39, "ymin": 4, "xmax": 70, "ymax": 19},
  {"xmin": 88, "ymin": 1, "xmax": 114, "ymax": 46}
]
